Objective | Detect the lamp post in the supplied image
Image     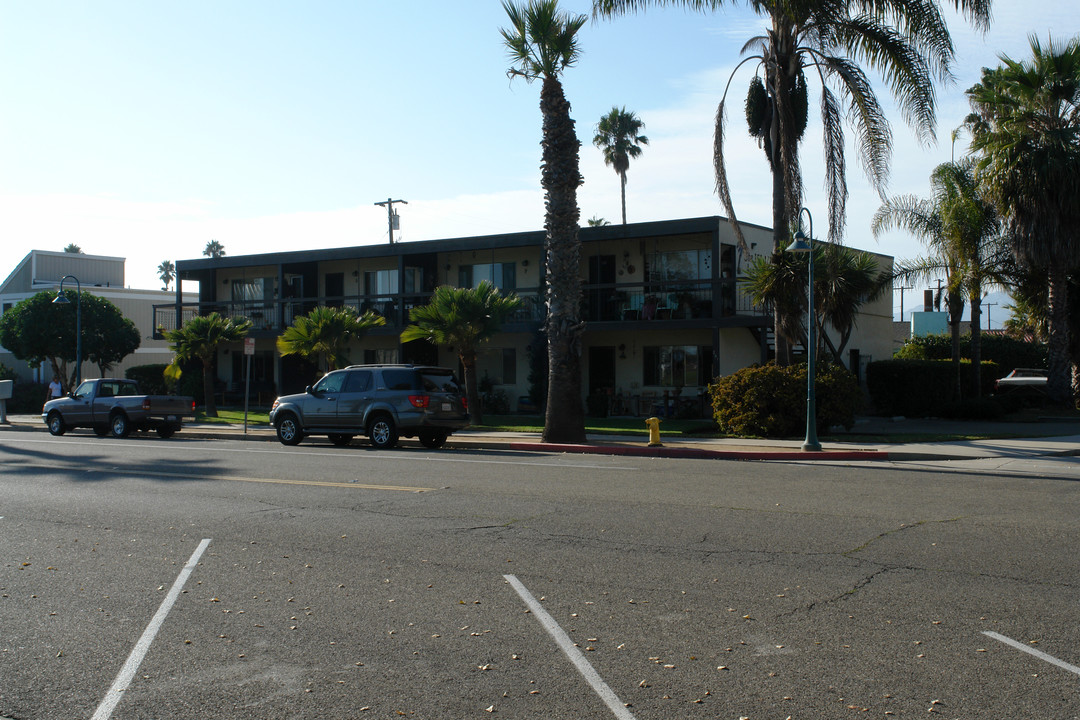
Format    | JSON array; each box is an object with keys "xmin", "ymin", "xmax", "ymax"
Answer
[
  {"xmin": 785, "ymin": 209, "xmax": 822, "ymax": 452},
  {"xmin": 52, "ymin": 275, "xmax": 82, "ymax": 387}
]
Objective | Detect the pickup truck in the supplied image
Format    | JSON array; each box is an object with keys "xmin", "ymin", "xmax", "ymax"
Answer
[{"xmin": 42, "ymin": 378, "xmax": 195, "ymax": 439}]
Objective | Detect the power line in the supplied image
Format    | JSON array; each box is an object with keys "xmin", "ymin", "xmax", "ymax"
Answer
[{"xmin": 374, "ymin": 198, "xmax": 407, "ymax": 244}]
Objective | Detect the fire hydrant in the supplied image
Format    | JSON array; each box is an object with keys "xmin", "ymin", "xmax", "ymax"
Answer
[{"xmin": 645, "ymin": 416, "xmax": 663, "ymax": 447}]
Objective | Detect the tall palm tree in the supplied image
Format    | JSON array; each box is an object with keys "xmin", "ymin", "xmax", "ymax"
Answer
[
  {"xmin": 203, "ymin": 240, "xmax": 226, "ymax": 259},
  {"xmin": 157, "ymin": 260, "xmax": 176, "ymax": 291},
  {"xmin": 164, "ymin": 312, "xmax": 252, "ymax": 417},
  {"xmin": 501, "ymin": 0, "xmax": 588, "ymax": 443},
  {"xmin": 277, "ymin": 305, "xmax": 385, "ymax": 372},
  {"xmin": 63, "ymin": 243, "xmax": 83, "ymax": 253},
  {"xmin": 966, "ymin": 36, "xmax": 1080, "ymax": 404},
  {"xmin": 400, "ymin": 281, "xmax": 523, "ymax": 425},
  {"xmin": 874, "ymin": 159, "xmax": 1009, "ymax": 396},
  {"xmin": 593, "ymin": 0, "xmax": 993, "ymax": 365},
  {"xmin": 593, "ymin": 106, "xmax": 649, "ymax": 224}
]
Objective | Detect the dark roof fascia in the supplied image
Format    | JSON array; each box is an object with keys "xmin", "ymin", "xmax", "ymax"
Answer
[{"xmin": 174, "ymin": 216, "xmax": 755, "ymax": 277}]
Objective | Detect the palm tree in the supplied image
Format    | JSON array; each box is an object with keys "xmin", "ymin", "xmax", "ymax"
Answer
[
  {"xmin": 277, "ymin": 305, "xmax": 385, "ymax": 372},
  {"xmin": 501, "ymin": 0, "xmax": 588, "ymax": 443},
  {"xmin": 966, "ymin": 36, "xmax": 1080, "ymax": 404},
  {"xmin": 203, "ymin": 240, "xmax": 226, "ymax": 259},
  {"xmin": 593, "ymin": 106, "xmax": 649, "ymax": 224},
  {"xmin": 164, "ymin": 312, "xmax": 252, "ymax": 417},
  {"xmin": 400, "ymin": 281, "xmax": 523, "ymax": 425},
  {"xmin": 63, "ymin": 243, "xmax": 82, "ymax": 253},
  {"xmin": 157, "ymin": 260, "xmax": 176, "ymax": 291},
  {"xmin": 593, "ymin": 0, "xmax": 993, "ymax": 365},
  {"xmin": 874, "ymin": 159, "xmax": 1009, "ymax": 396},
  {"xmin": 587, "ymin": 215, "xmax": 611, "ymax": 226},
  {"xmin": 743, "ymin": 244, "xmax": 887, "ymax": 365}
]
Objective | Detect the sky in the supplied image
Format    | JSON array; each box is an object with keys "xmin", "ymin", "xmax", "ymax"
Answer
[{"xmin": 1, "ymin": 1, "xmax": 1076, "ymax": 328}]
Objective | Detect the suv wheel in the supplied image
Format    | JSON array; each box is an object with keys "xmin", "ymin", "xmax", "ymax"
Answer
[
  {"xmin": 367, "ymin": 414, "xmax": 398, "ymax": 449},
  {"xmin": 276, "ymin": 413, "xmax": 304, "ymax": 446}
]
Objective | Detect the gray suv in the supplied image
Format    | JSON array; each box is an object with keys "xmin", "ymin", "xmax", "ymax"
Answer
[{"xmin": 269, "ymin": 365, "xmax": 469, "ymax": 449}]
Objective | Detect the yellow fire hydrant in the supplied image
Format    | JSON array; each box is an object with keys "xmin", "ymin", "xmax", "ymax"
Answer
[{"xmin": 645, "ymin": 416, "xmax": 663, "ymax": 447}]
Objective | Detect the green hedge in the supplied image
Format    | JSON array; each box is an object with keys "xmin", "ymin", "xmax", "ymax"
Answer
[
  {"xmin": 124, "ymin": 364, "xmax": 170, "ymax": 395},
  {"xmin": 895, "ymin": 334, "xmax": 1045, "ymax": 377},
  {"xmin": 866, "ymin": 359, "xmax": 999, "ymax": 417},
  {"xmin": 709, "ymin": 362, "xmax": 862, "ymax": 437}
]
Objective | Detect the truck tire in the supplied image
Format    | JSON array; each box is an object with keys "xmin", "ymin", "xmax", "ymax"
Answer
[
  {"xmin": 367, "ymin": 414, "xmax": 398, "ymax": 449},
  {"xmin": 110, "ymin": 412, "xmax": 131, "ymax": 439},
  {"xmin": 275, "ymin": 413, "xmax": 304, "ymax": 446},
  {"xmin": 47, "ymin": 412, "xmax": 66, "ymax": 436}
]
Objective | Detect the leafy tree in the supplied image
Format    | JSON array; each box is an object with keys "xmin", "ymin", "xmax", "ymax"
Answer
[
  {"xmin": 594, "ymin": 0, "xmax": 993, "ymax": 365},
  {"xmin": 743, "ymin": 244, "xmax": 887, "ymax": 366},
  {"xmin": 0, "ymin": 291, "xmax": 140, "ymax": 391},
  {"xmin": 63, "ymin": 243, "xmax": 82, "ymax": 253},
  {"xmin": 164, "ymin": 312, "xmax": 251, "ymax": 417},
  {"xmin": 593, "ymin": 106, "xmax": 649, "ymax": 224},
  {"xmin": 873, "ymin": 159, "xmax": 1010, "ymax": 395},
  {"xmin": 157, "ymin": 260, "xmax": 176, "ymax": 291},
  {"xmin": 203, "ymin": 239, "xmax": 226, "ymax": 259},
  {"xmin": 501, "ymin": 0, "xmax": 588, "ymax": 443},
  {"xmin": 400, "ymin": 281, "xmax": 523, "ymax": 425},
  {"xmin": 966, "ymin": 36, "xmax": 1080, "ymax": 404},
  {"xmin": 276, "ymin": 305, "xmax": 385, "ymax": 372}
]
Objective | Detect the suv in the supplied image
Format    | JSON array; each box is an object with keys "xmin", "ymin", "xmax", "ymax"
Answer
[{"xmin": 269, "ymin": 365, "xmax": 469, "ymax": 449}]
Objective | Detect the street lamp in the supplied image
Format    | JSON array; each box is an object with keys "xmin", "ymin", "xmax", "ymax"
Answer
[
  {"xmin": 786, "ymin": 209, "xmax": 822, "ymax": 452},
  {"xmin": 52, "ymin": 275, "xmax": 82, "ymax": 387}
]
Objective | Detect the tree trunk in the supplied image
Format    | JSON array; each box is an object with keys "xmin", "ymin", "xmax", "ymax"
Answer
[
  {"xmin": 461, "ymin": 350, "xmax": 482, "ymax": 426},
  {"xmin": 202, "ymin": 358, "xmax": 217, "ymax": 418},
  {"xmin": 947, "ymin": 289, "xmax": 964, "ymax": 399},
  {"xmin": 771, "ymin": 159, "xmax": 792, "ymax": 366},
  {"xmin": 538, "ymin": 75, "xmax": 586, "ymax": 444},
  {"xmin": 1046, "ymin": 266, "xmax": 1072, "ymax": 405},
  {"xmin": 969, "ymin": 294, "xmax": 982, "ymax": 398},
  {"xmin": 620, "ymin": 171, "xmax": 627, "ymax": 225}
]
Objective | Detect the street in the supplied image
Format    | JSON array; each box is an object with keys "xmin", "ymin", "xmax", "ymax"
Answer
[{"xmin": 1, "ymin": 433, "xmax": 1078, "ymax": 719}]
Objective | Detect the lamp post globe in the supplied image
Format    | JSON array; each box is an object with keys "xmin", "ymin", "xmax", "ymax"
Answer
[{"xmin": 52, "ymin": 275, "xmax": 82, "ymax": 387}]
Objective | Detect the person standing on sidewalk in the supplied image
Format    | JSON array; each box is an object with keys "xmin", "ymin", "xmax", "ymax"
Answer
[{"xmin": 45, "ymin": 375, "xmax": 63, "ymax": 405}]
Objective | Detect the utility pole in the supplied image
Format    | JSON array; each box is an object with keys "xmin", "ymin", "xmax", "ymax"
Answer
[
  {"xmin": 985, "ymin": 302, "xmax": 998, "ymax": 330},
  {"xmin": 894, "ymin": 283, "xmax": 913, "ymax": 321},
  {"xmin": 374, "ymin": 198, "xmax": 407, "ymax": 244}
]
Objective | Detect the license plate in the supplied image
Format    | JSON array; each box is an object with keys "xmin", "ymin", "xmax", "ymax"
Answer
[{"xmin": 441, "ymin": 403, "xmax": 452, "ymax": 411}]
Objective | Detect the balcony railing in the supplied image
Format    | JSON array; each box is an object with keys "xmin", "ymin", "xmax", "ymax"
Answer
[{"xmin": 154, "ymin": 281, "xmax": 766, "ymax": 337}]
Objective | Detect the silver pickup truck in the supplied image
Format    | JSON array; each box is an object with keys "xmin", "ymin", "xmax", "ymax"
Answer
[{"xmin": 43, "ymin": 378, "xmax": 195, "ymax": 439}]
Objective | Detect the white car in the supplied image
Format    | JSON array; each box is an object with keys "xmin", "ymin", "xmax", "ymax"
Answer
[{"xmin": 994, "ymin": 368, "xmax": 1048, "ymax": 392}]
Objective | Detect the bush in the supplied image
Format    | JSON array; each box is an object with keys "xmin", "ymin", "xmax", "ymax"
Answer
[
  {"xmin": 895, "ymin": 333, "xmax": 1046, "ymax": 377},
  {"xmin": 709, "ymin": 362, "xmax": 862, "ymax": 437},
  {"xmin": 10, "ymin": 381, "xmax": 48, "ymax": 414},
  {"xmin": 481, "ymin": 388, "xmax": 510, "ymax": 415},
  {"xmin": 866, "ymin": 359, "xmax": 999, "ymax": 417},
  {"xmin": 125, "ymin": 364, "xmax": 170, "ymax": 394}
]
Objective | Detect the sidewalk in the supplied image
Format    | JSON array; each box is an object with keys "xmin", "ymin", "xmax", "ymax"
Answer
[{"xmin": 5, "ymin": 413, "xmax": 1079, "ymax": 462}]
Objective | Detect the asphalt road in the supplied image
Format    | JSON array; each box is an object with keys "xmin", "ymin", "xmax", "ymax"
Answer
[{"xmin": 1, "ymin": 433, "xmax": 1078, "ymax": 719}]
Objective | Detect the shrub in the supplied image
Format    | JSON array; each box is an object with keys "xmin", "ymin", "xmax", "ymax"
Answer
[
  {"xmin": 709, "ymin": 362, "xmax": 861, "ymax": 437},
  {"xmin": 481, "ymin": 388, "xmax": 511, "ymax": 415},
  {"xmin": 10, "ymin": 381, "xmax": 48, "ymax": 414},
  {"xmin": 866, "ymin": 359, "xmax": 999, "ymax": 417},
  {"xmin": 895, "ymin": 333, "xmax": 1046, "ymax": 377},
  {"xmin": 125, "ymin": 364, "xmax": 170, "ymax": 394}
]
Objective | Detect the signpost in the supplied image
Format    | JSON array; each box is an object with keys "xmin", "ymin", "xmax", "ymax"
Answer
[{"xmin": 243, "ymin": 337, "xmax": 254, "ymax": 434}]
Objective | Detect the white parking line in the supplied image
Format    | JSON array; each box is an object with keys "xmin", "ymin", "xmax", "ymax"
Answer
[
  {"xmin": 982, "ymin": 631, "xmax": 1080, "ymax": 677},
  {"xmin": 504, "ymin": 574, "xmax": 636, "ymax": 720},
  {"xmin": 91, "ymin": 539, "xmax": 212, "ymax": 720}
]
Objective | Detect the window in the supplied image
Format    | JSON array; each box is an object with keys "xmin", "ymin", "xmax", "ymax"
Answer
[
  {"xmin": 365, "ymin": 269, "xmax": 398, "ymax": 296},
  {"xmin": 232, "ymin": 278, "xmax": 274, "ymax": 304},
  {"xmin": 314, "ymin": 372, "xmax": 347, "ymax": 394},
  {"xmin": 643, "ymin": 345, "xmax": 713, "ymax": 386},
  {"xmin": 648, "ymin": 249, "xmax": 711, "ymax": 282},
  {"xmin": 459, "ymin": 262, "xmax": 515, "ymax": 290},
  {"xmin": 363, "ymin": 348, "xmax": 398, "ymax": 364},
  {"xmin": 325, "ymin": 273, "xmax": 345, "ymax": 305},
  {"xmin": 344, "ymin": 370, "xmax": 373, "ymax": 393},
  {"xmin": 381, "ymin": 369, "xmax": 417, "ymax": 391}
]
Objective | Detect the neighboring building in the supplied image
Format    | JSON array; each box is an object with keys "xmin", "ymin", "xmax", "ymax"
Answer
[
  {"xmin": 0, "ymin": 250, "xmax": 196, "ymax": 383},
  {"xmin": 165, "ymin": 216, "xmax": 894, "ymax": 414}
]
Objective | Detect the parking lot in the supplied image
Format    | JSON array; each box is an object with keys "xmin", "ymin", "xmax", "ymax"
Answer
[{"xmin": 2, "ymin": 434, "xmax": 1078, "ymax": 718}]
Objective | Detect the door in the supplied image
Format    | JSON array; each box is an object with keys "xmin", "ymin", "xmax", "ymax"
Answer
[
  {"xmin": 588, "ymin": 346, "xmax": 617, "ymax": 398},
  {"xmin": 304, "ymin": 371, "xmax": 346, "ymax": 428},
  {"xmin": 336, "ymin": 369, "xmax": 374, "ymax": 429},
  {"xmin": 588, "ymin": 255, "xmax": 617, "ymax": 321}
]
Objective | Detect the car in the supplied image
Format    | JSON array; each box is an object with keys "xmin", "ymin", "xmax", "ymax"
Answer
[
  {"xmin": 268, "ymin": 364, "xmax": 470, "ymax": 449},
  {"xmin": 42, "ymin": 378, "xmax": 194, "ymax": 439},
  {"xmin": 994, "ymin": 368, "xmax": 1048, "ymax": 392}
]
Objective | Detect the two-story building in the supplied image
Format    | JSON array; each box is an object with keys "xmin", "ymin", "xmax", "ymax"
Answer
[{"xmin": 164, "ymin": 216, "xmax": 894, "ymax": 415}]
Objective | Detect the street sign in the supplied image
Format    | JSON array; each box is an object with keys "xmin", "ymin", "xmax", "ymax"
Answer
[{"xmin": 244, "ymin": 337, "xmax": 255, "ymax": 356}]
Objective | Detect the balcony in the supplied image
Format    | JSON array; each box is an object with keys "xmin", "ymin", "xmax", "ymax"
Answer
[{"xmin": 154, "ymin": 280, "xmax": 766, "ymax": 338}]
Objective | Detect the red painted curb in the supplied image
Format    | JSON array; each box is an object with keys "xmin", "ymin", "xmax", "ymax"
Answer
[{"xmin": 506, "ymin": 442, "xmax": 890, "ymax": 461}]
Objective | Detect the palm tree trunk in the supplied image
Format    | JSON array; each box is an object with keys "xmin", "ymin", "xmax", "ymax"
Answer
[
  {"xmin": 771, "ymin": 161, "xmax": 792, "ymax": 366},
  {"xmin": 620, "ymin": 171, "xmax": 627, "ymax": 225},
  {"xmin": 461, "ymin": 351, "xmax": 482, "ymax": 426},
  {"xmin": 202, "ymin": 359, "xmax": 217, "ymax": 417},
  {"xmin": 969, "ymin": 294, "xmax": 982, "ymax": 398},
  {"xmin": 539, "ymin": 75, "xmax": 586, "ymax": 444},
  {"xmin": 1046, "ymin": 266, "xmax": 1072, "ymax": 404}
]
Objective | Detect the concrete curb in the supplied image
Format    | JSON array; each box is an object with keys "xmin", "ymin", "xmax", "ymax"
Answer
[{"xmin": 504, "ymin": 441, "xmax": 891, "ymax": 462}]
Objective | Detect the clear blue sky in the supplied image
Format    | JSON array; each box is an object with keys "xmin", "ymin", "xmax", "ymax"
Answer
[{"xmin": 1, "ymin": 1, "xmax": 1074, "ymax": 326}]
